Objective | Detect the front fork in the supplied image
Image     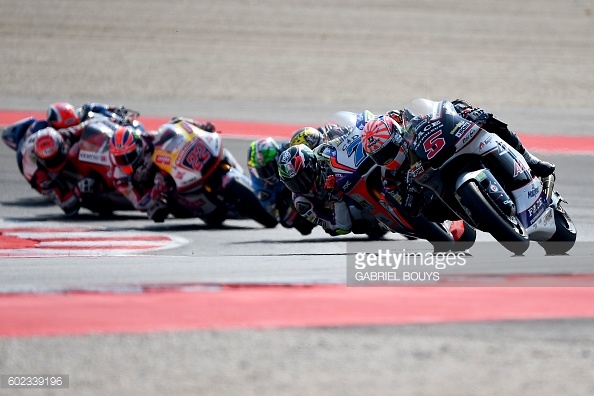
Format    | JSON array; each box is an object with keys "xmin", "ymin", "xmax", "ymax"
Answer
[{"xmin": 455, "ymin": 168, "xmax": 516, "ymax": 217}]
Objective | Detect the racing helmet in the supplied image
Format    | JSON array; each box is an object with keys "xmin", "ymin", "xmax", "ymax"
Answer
[
  {"xmin": 361, "ymin": 117, "xmax": 404, "ymax": 171},
  {"xmin": 278, "ymin": 144, "xmax": 319, "ymax": 194},
  {"xmin": 47, "ymin": 102, "xmax": 81, "ymax": 129},
  {"xmin": 289, "ymin": 127, "xmax": 324, "ymax": 149},
  {"xmin": 109, "ymin": 125, "xmax": 143, "ymax": 175},
  {"xmin": 34, "ymin": 127, "xmax": 68, "ymax": 172},
  {"xmin": 247, "ymin": 137, "xmax": 282, "ymax": 183}
]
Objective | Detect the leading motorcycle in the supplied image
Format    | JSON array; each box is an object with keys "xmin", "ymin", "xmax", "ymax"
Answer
[{"xmin": 400, "ymin": 99, "xmax": 576, "ymax": 255}]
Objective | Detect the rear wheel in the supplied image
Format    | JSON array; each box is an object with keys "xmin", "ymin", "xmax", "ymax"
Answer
[{"xmin": 457, "ymin": 181, "xmax": 530, "ymax": 255}]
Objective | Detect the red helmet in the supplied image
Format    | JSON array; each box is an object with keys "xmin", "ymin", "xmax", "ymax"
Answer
[
  {"xmin": 34, "ymin": 127, "xmax": 68, "ymax": 172},
  {"xmin": 361, "ymin": 117, "xmax": 405, "ymax": 171},
  {"xmin": 109, "ymin": 126, "xmax": 142, "ymax": 175},
  {"xmin": 47, "ymin": 102, "xmax": 81, "ymax": 129}
]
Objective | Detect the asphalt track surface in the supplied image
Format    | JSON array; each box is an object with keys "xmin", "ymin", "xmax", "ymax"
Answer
[{"xmin": 1, "ymin": 0, "xmax": 594, "ymax": 395}]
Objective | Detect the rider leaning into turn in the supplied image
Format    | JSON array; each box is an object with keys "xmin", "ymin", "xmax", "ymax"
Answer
[
  {"xmin": 109, "ymin": 117, "xmax": 217, "ymax": 221},
  {"xmin": 20, "ymin": 102, "xmax": 138, "ymax": 216},
  {"xmin": 247, "ymin": 136, "xmax": 315, "ymax": 235},
  {"xmin": 361, "ymin": 99, "xmax": 556, "ymax": 221},
  {"xmin": 278, "ymin": 144, "xmax": 352, "ymax": 236}
]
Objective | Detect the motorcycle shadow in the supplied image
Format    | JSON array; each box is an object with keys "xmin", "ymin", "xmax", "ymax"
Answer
[
  {"xmin": 2, "ymin": 212, "xmax": 150, "ymax": 222},
  {"xmin": 2, "ymin": 212, "xmax": 261, "ymax": 230},
  {"xmin": 140, "ymin": 222, "xmax": 256, "ymax": 232},
  {"xmin": 232, "ymin": 235, "xmax": 390, "ymax": 244},
  {"xmin": 1, "ymin": 197, "xmax": 56, "ymax": 208}
]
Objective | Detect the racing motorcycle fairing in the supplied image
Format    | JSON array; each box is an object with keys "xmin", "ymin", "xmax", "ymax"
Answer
[
  {"xmin": 78, "ymin": 120, "xmax": 117, "ymax": 168},
  {"xmin": 317, "ymin": 128, "xmax": 431, "ymax": 235},
  {"xmin": 403, "ymin": 98, "xmax": 564, "ymax": 244},
  {"xmin": 2, "ymin": 117, "xmax": 38, "ymax": 151},
  {"xmin": 151, "ymin": 121, "xmax": 224, "ymax": 193}
]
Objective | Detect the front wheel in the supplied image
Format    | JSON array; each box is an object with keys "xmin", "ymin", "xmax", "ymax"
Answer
[
  {"xmin": 403, "ymin": 216, "xmax": 455, "ymax": 253},
  {"xmin": 457, "ymin": 181, "xmax": 530, "ymax": 255},
  {"xmin": 538, "ymin": 206, "xmax": 577, "ymax": 255},
  {"xmin": 225, "ymin": 179, "xmax": 278, "ymax": 228}
]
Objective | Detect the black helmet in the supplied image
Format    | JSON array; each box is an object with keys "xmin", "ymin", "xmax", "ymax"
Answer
[{"xmin": 278, "ymin": 144, "xmax": 318, "ymax": 194}]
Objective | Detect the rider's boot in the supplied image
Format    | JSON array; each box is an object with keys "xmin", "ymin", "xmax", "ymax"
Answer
[
  {"xmin": 488, "ymin": 118, "xmax": 556, "ymax": 177},
  {"xmin": 519, "ymin": 147, "xmax": 556, "ymax": 177}
]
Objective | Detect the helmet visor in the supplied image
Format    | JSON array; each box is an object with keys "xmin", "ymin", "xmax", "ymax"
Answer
[
  {"xmin": 254, "ymin": 161, "xmax": 279, "ymax": 182},
  {"xmin": 283, "ymin": 169, "xmax": 316, "ymax": 194},
  {"xmin": 367, "ymin": 138, "xmax": 402, "ymax": 166},
  {"xmin": 40, "ymin": 150, "xmax": 67, "ymax": 171},
  {"xmin": 113, "ymin": 149, "xmax": 140, "ymax": 169}
]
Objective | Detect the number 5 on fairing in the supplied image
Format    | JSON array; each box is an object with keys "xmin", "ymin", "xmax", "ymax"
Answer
[{"xmin": 423, "ymin": 131, "xmax": 446, "ymax": 160}]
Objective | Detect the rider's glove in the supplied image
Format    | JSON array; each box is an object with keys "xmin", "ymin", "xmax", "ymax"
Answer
[
  {"xmin": 34, "ymin": 170, "xmax": 54, "ymax": 195},
  {"xmin": 386, "ymin": 110, "xmax": 404, "ymax": 125},
  {"xmin": 464, "ymin": 108, "xmax": 490, "ymax": 127},
  {"xmin": 324, "ymin": 175, "xmax": 344, "ymax": 201},
  {"xmin": 452, "ymin": 99, "xmax": 473, "ymax": 114},
  {"xmin": 382, "ymin": 177, "xmax": 399, "ymax": 192},
  {"xmin": 150, "ymin": 173, "xmax": 168, "ymax": 200},
  {"xmin": 452, "ymin": 99, "xmax": 490, "ymax": 127},
  {"xmin": 199, "ymin": 122, "xmax": 217, "ymax": 133},
  {"xmin": 324, "ymin": 174, "xmax": 337, "ymax": 191},
  {"xmin": 110, "ymin": 105, "xmax": 128, "ymax": 118}
]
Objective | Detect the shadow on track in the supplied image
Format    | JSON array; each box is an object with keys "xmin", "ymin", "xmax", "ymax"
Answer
[
  {"xmin": 1, "ymin": 197, "xmax": 55, "ymax": 207},
  {"xmin": 231, "ymin": 236, "xmax": 390, "ymax": 244}
]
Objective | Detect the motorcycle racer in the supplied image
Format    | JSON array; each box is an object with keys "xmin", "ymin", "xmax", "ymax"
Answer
[
  {"xmin": 362, "ymin": 99, "xmax": 556, "ymax": 222},
  {"xmin": 278, "ymin": 144, "xmax": 352, "ymax": 236},
  {"xmin": 26, "ymin": 116, "xmax": 130, "ymax": 216},
  {"xmin": 109, "ymin": 117, "xmax": 218, "ymax": 221},
  {"xmin": 361, "ymin": 116, "xmax": 431, "ymax": 218},
  {"xmin": 12, "ymin": 102, "xmax": 144, "ymax": 212},
  {"xmin": 24, "ymin": 127, "xmax": 84, "ymax": 216},
  {"xmin": 247, "ymin": 137, "xmax": 315, "ymax": 235}
]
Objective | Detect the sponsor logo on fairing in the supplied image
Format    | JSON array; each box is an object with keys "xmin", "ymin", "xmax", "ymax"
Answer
[
  {"xmin": 528, "ymin": 186, "xmax": 540, "ymax": 199},
  {"xmin": 410, "ymin": 163, "xmax": 424, "ymax": 178},
  {"xmin": 78, "ymin": 150, "xmax": 110, "ymax": 165},
  {"xmin": 514, "ymin": 159, "xmax": 528, "ymax": 177},
  {"xmin": 155, "ymin": 154, "xmax": 171, "ymax": 166}
]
